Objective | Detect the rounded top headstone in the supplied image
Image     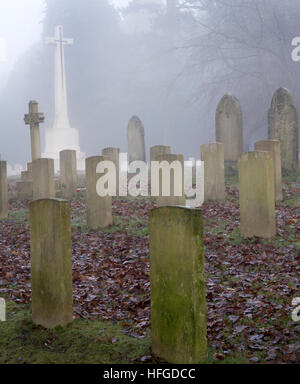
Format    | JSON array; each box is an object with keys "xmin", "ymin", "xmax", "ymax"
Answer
[
  {"xmin": 270, "ymin": 88, "xmax": 295, "ymax": 113},
  {"xmin": 216, "ymin": 94, "xmax": 242, "ymax": 117},
  {"xmin": 128, "ymin": 116, "xmax": 145, "ymax": 134}
]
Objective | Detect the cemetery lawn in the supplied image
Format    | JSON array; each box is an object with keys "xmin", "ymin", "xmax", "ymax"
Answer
[{"xmin": 0, "ymin": 173, "xmax": 299, "ymax": 364}]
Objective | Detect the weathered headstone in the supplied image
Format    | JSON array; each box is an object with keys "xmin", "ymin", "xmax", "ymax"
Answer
[
  {"xmin": 268, "ymin": 88, "xmax": 299, "ymax": 172},
  {"xmin": 30, "ymin": 199, "xmax": 73, "ymax": 328},
  {"xmin": 32, "ymin": 158, "xmax": 55, "ymax": 200},
  {"xmin": 102, "ymin": 148, "xmax": 120, "ymax": 195},
  {"xmin": 60, "ymin": 150, "xmax": 77, "ymax": 199},
  {"xmin": 24, "ymin": 100, "xmax": 45, "ymax": 161},
  {"xmin": 149, "ymin": 206, "xmax": 207, "ymax": 363},
  {"xmin": 216, "ymin": 94, "xmax": 243, "ymax": 165},
  {"xmin": 154, "ymin": 154, "xmax": 185, "ymax": 207},
  {"xmin": 0, "ymin": 161, "xmax": 8, "ymax": 219},
  {"xmin": 16, "ymin": 181, "xmax": 33, "ymax": 199},
  {"xmin": 127, "ymin": 116, "xmax": 146, "ymax": 163},
  {"xmin": 201, "ymin": 142, "xmax": 225, "ymax": 201},
  {"xmin": 21, "ymin": 171, "xmax": 32, "ymax": 182},
  {"xmin": 86, "ymin": 156, "xmax": 113, "ymax": 229},
  {"xmin": 150, "ymin": 145, "xmax": 171, "ymax": 163},
  {"xmin": 255, "ymin": 140, "xmax": 283, "ymax": 201},
  {"xmin": 238, "ymin": 151, "xmax": 276, "ymax": 239}
]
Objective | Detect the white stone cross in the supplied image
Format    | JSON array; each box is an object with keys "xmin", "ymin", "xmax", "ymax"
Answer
[{"xmin": 45, "ymin": 25, "xmax": 73, "ymax": 131}]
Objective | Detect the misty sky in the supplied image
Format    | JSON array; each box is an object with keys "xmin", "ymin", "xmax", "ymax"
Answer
[{"xmin": 0, "ymin": 0, "xmax": 130, "ymax": 70}]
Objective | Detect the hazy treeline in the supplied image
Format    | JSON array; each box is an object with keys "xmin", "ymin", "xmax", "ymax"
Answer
[{"xmin": 0, "ymin": 0, "xmax": 299, "ymax": 165}]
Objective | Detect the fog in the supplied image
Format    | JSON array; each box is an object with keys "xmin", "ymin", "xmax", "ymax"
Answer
[{"xmin": 0, "ymin": 0, "xmax": 300, "ymax": 167}]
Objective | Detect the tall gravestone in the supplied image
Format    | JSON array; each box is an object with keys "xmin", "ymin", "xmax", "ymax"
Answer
[
  {"xmin": 32, "ymin": 158, "xmax": 55, "ymax": 200},
  {"xmin": 86, "ymin": 156, "xmax": 113, "ymax": 229},
  {"xmin": 238, "ymin": 152, "xmax": 276, "ymax": 239},
  {"xmin": 216, "ymin": 94, "xmax": 243, "ymax": 165},
  {"xmin": 0, "ymin": 161, "xmax": 8, "ymax": 219},
  {"xmin": 102, "ymin": 148, "xmax": 120, "ymax": 195},
  {"xmin": 154, "ymin": 154, "xmax": 185, "ymax": 207},
  {"xmin": 201, "ymin": 142, "xmax": 225, "ymax": 201},
  {"xmin": 255, "ymin": 140, "xmax": 283, "ymax": 201},
  {"xmin": 60, "ymin": 150, "xmax": 77, "ymax": 199},
  {"xmin": 127, "ymin": 116, "xmax": 146, "ymax": 163},
  {"xmin": 268, "ymin": 88, "xmax": 299, "ymax": 172},
  {"xmin": 149, "ymin": 206, "xmax": 207, "ymax": 363},
  {"xmin": 30, "ymin": 199, "xmax": 73, "ymax": 328}
]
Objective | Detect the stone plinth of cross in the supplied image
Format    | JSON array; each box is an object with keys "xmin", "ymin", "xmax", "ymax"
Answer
[{"xmin": 24, "ymin": 101, "xmax": 45, "ymax": 161}]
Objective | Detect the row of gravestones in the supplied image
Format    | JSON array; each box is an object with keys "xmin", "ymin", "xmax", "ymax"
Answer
[
  {"xmin": 216, "ymin": 87, "xmax": 299, "ymax": 172},
  {"xmin": 129, "ymin": 88, "xmax": 299, "ymax": 173}
]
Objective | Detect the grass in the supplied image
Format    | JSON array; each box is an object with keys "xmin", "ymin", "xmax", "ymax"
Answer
[
  {"xmin": 8, "ymin": 209, "xmax": 28, "ymax": 225},
  {"xmin": 0, "ymin": 302, "xmax": 152, "ymax": 364},
  {"xmin": 103, "ymin": 215, "xmax": 149, "ymax": 237},
  {"xmin": 0, "ymin": 302, "xmax": 251, "ymax": 364}
]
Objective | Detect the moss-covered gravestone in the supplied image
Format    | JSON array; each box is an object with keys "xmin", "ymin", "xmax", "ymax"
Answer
[
  {"xmin": 86, "ymin": 156, "xmax": 113, "ymax": 229},
  {"xmin": 268, "ymin": 88, "xmax": 299, "ymax": 172},
  {"xmin": 32, "ymin": 158, "xmax": 55, "ymax": 200},
  {"xmin": 149, "ymin": 207, "xmax": 207, "ymax": 364},
  {"xmin": 102, "ymin": 148, "xmax": 120, "ymax": 196},
  {"xmin": 201, "ymin": 142, "xmax": 225, "ymax": 201},
  {"xmin": 0, "ymin": 161, "xmax": 8, "ymax": 219},
  {"xmin": 30, "ymin": 199, "xmax": 73, "ymax": 329},
  {"xmin": 255, "ymin": 140, "xmax": 283, "ymax": 201},
  {"xmin": 238, "ymin": 152, "xmax": 276, "ymax": 239},
  {"xmin": 59, "ymin": 150, "xmax": 77, "ymax": 199},
  {"xmin": 153, "ymin": 154, "xmax": 185, "ymax": 207}
]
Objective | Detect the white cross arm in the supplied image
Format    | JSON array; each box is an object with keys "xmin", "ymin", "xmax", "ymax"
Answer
[
  {"xmin": 45, "ymin": 37, "xmax": 74, "ymax": 45},
  {"xmin": 63, "ymin": 38, "xmax": 74, "ymax": 46},
  {"xmin": 45, "ymin": 37, "xmax": 56, "ymax": 45}
]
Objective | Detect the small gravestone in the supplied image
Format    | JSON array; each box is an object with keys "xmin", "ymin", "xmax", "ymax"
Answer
[
  {"xmin": 21, "ymin": 171, "xmax": 32, "ymax": 182},
  {"xmin": 216, "ymin": 94, "xmax": 243, "ymax": 165},
  {"xmin": 102, "ymin": 148, "xmax": 120, "ymax": 195},
  {"xmin": 255, "ymin": 140, "xmax": 283, "ymax": 201},
  {"xmin": 150, "ymin": 145, "xmax": 171, "ymax": 163},
  {"xmin": 60, "ymin": 150, "xmax": 77, "ymax": 199},
  {"xmin": 153, "ymin": 154, "xmax": 185, "ymax": 207},
  {"xmin": 238, "ymin": 151, "xmax": 276, "ymax": 239},
  {"xmin": 86, "ymin": 156, "xmax": 112, "ymax": 229},
  {"xmin": 149, "ymin": 206, "xmax": 207, "ymax": 363},
  {"xmin": 127, "ymin": 116, "xmax": 146, "ymax": 163},
  {"xmin": 32, "ymin": 158, "xmax": 55, "ymax": 200},
  {"xmin": 268, "ymin": 88, "xmax": 299, "ymax": 172},
  {"xmin": 30, "ymin": 199, "xmax": 73, "ymax": 329},
  {"xmin": 0, "ymin": 161, "xmax": 8, "ymax": 219},
  {"xmin": 201, "ymin": 142, "xmax": 225, "ymax": 201},
  {"xmin": 16, "ymin": 181, "xmax": 33, "ymax": 199},
  {"xmin": 24, "ymin": 100, "xmax": 44, "ymax": 161}
]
